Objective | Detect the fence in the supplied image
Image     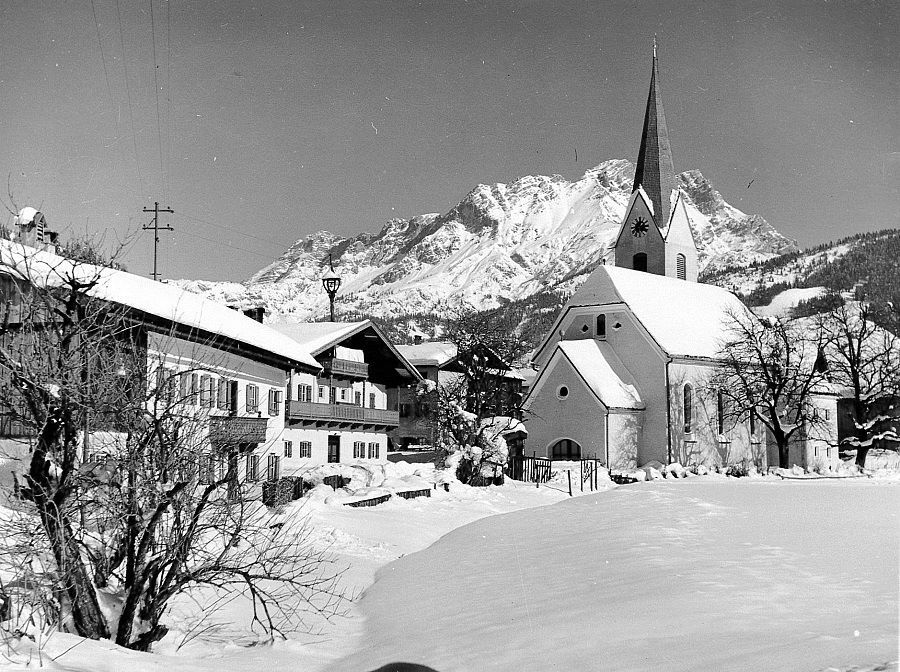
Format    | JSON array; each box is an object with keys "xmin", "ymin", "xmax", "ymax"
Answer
[{"xmin": 506, "ymin": 455, "xmax": 607, "ymax": 494}]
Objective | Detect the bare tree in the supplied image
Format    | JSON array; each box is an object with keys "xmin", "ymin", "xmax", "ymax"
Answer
[
  {"xmin": 428, "ymin": 310, "xmax": 528, "ymax": 484},
  {"xmin": 0, "ymin": 240, "xmax": 346, "ymax": 651},
  {"xmin": 819, "ymin": 301, "xmax": 900, "ymax": 468},
  {"xmin": 712, "ymin": 308, "xmax": 832, "ymax": 469}
]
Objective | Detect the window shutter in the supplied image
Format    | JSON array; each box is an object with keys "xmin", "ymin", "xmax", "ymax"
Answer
[
  {"xmin": 191, "ymin": 373, "xmax": 199, "ymax": 405},
  {"xmin": 217, "ymin": 379, "xmax": 228, "ymax": 410},
  {"xmin": 284, "ymin": 440, "xmax": 292, "ymax": 458},
  {"xmin": 199, "ymin": 375, "xmax": 210, "ymax": 407}
]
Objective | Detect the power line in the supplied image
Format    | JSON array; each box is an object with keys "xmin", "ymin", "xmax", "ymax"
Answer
[
  {"xmin": 177, "ymin": 211, "xmax": 295, "ymax": 250},
  {"xmin": 176, "ymin": 228, "xmax": 288, "ymax": 262},
  {"xmin": 89, "ymin": 0, "xmax": 114, "ymax": 105},
  {"xmin": 142, "ymin": 202, "xmax": 174, "ymax": 280},
  {"xmin": 148, "ymin": 0, "xmax": 165, "ymax": 186},
  {"xmin": 115, "ymin": 0, "xmax": 146, "ymax": 199},
  {"xmin": 165, "ymin": 0, "xmax": 173, "ymax": 198}
]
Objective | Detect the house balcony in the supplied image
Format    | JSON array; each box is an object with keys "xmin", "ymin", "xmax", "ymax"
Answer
[
  {"xmin": 208, "ymin": 415, "xmax": 269, "ymax": 447},
  {"xmin": 322, "ymin": 357, "xmax": 369, "ymax": 379},
  {"xmin": 287, "ymin": 400, "xmax": 399, "ymax": 428}
]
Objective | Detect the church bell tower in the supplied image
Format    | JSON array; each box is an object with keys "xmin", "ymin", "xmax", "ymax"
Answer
[{"xmin": 612, "ymin": 41, "xmax": 698, "ymax": 281}]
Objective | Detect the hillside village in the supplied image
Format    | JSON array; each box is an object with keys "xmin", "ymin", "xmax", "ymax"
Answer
[{"xmin": 0, "ymin": 38, "xmax": 897, "ymax": 672}]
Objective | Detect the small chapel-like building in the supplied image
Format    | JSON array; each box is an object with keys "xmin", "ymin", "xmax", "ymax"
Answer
[{"xmin": 522, "ymin": 46, "xmax": 769, "ymax": 470}]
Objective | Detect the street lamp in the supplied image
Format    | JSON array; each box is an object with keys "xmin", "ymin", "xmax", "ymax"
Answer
[{"xmin": 321, "ymin": 254, "xmax": 341, "ymax": 322}]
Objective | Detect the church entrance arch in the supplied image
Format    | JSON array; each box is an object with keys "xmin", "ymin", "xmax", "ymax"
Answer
[{"xmin": 549, "ymin": 438, "xmax": 581, "ymax": 460}]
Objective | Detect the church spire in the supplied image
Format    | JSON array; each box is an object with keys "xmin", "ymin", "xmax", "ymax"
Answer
[{"xmin": 633, "ymin": 38, "xmax": 676, "ymax": 229}]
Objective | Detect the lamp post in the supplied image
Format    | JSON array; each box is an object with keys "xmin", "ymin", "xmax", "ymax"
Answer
[{"xmin": 321, "ymin": 254, "xmax": 341, "ymax": 322}]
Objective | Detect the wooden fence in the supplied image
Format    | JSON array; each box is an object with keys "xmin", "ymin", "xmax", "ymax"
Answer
[{"xmin": 506, "ymin": 455, "xmax": 607, "ymax": 493}]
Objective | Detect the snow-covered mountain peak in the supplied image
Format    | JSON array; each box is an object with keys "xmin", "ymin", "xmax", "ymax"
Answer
[{"xmin": 182, "ymin": 161, "xmax": 798, "ymax": 322}]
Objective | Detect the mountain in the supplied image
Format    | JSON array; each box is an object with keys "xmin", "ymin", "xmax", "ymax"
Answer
[{"xmin": 181, "ymin": 159, "xmax": 797, "ymax": 323}]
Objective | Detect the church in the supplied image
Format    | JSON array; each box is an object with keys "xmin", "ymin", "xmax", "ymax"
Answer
[{"xmin": 522, "ymin": 46, "xmax": 772, "ymax": 470}]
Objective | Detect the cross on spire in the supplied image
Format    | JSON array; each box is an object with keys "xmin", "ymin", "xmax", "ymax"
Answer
[{"xmin": 633, "ymin": 39, "xmax": 676, "ymax": 229}]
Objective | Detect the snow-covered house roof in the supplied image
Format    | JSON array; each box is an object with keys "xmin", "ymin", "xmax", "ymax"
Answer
[
  {"xmin": 395, "ymin": 342, "xmax": 460, "ymax": 368},
  {"xmin": 556, "ymin": 340, "xmax": 643, "ymax": 410},
  {"xmin": 269, "ymin": 321, "xmax": 369, "ymax": 356},
  {"xmin": 0, "ymin": 240, "xmax": 321, "ymax": 371},
  {"xmin": 537, "ymin": 265, "xmax": 753, "ymax": 362},
  {"xmin": 269, "ymin": 319, "xmax": 423, "ymax": 382}
]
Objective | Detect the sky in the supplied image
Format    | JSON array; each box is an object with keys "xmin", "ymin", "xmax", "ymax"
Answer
[{"xmin": 0, "ymin": 0, "xmax": 897, "ymax": 282}]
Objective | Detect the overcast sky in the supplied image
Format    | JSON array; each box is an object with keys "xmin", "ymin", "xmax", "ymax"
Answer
[{"xmin": 0, "ymin": 0, "xmax": 897, "ymax": 281}]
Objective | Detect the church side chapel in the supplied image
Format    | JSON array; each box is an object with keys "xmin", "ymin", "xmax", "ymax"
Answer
[{"xmin": 523, "ymin": 45, "xmax": 813, "ymax": 471}]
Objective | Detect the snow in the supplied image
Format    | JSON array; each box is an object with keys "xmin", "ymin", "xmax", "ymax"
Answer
[
  {"xmin": 565, "ymin": 265, "xmax": 753, "ymax": 359},
  {"xmin": 15, "ymin": 206, "xmax": 38, "ymax": 226},
  {"xmin": 2, "ymin": 470, "xmax": 895, "ymax": 672},
  {"xmin": 267, "ymin": 320, "xmax": 367, "ymax": 356},
  {"xmin": 0, "ymin": 240, "xmax": 321, "ymax": 371},
  {"xmin": 555, "ymin": 339, "xmax": 643, "ymax": 409},
  {"xmin": 329, "ymin": 479, "xmax": 899, "ymax": 672},
  {"xmin": 395, "ymin": 342, "xmax": 459, "ymax": 367},
  {"xmin": 754, "ymin": 286, "xmax": 827, "ymax": 317}
]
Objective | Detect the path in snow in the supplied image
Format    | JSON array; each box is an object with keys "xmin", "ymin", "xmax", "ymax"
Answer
[{"xmin": 327, "ymin": 480, "xmax": 898, "ymax": 672}]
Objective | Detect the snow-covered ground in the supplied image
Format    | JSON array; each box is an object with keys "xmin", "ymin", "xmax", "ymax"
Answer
[{"xmin": 2, "ymin": 469, "xmax": 896, "ymax": 672}]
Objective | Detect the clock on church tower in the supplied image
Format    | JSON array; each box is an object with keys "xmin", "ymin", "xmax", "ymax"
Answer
[{"xmin": 631, "ymin": 216, "xmax": 649, "ymax": 237}]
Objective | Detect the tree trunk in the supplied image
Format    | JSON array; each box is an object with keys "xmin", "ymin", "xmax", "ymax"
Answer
[
  {"xmin": 855, "ymin": 446, "xmax": 870, "ymax": 469},
  {"xmin": 29, "ymin": 417, "xmax": 110, "ymax": 640},
  {"xmin": 778, "ymin": 441, "xmax": 790, "ymax": 469}
]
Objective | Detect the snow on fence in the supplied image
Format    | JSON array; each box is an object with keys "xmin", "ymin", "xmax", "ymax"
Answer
[{"xmin": 344, "ymin": 493, "xmax": 392, "ymax": 508}]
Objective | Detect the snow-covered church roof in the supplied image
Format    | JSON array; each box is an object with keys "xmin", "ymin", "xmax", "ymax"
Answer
[
  {"xmin": 540, "ymin": 266, "xmax": 752, "ymax": 361},
  {"xmin": 556, "ymin": 340, "xmax": 643, "ymax": 409},
  {"xmin": 0, "ymin": 240, "xmax": 321, "ymax": 371}
]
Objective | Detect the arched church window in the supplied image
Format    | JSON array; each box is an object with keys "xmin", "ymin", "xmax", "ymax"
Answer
[
  {"xmin": 550, "ymin": 438, "xmax": 581, "ymax": 460},
  {"xmin": 683, "ymin": 383, "xmax": 693, "ymax": 433},
  {"xmin": 676, "ymin": 253, "xmax": 686, "ymax": 280},
  {"xmin": 597, "ymin": 314, "xmax": 606, "ymax": 339},
  {"xmin": 633, "ymin": 253, "xmax": 648, "ymax": 272}
]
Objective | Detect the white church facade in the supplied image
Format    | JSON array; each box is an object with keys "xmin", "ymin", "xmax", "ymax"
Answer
[{"xmin": 523, "ymin": 46, "xmax": 782, "ymax": 470}]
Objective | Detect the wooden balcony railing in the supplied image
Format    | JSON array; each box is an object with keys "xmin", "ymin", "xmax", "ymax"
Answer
[{"xmin": 287, "ymin": 400, "xmax": 399, "ymax": 427}]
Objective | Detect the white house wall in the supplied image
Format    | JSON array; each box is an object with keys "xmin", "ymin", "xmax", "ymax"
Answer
[
  {"xmin": 278, "ymin": 428, "xmax": 387, "ymax": 473},
  {"xmin": 146, "ymin": 330, "xmax": 289, "ymax": 484}
]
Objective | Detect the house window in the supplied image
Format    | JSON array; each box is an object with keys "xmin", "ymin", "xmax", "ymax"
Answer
[
  {"xmin": 749, "ymin": 408, "xmax": 756, "ymax": 435},
  {"xmin": 298, "ymin": 441, "xmax": 312, "ymax": 458},
  {"xmin": 683, "ymin": 383, "xmax": 693, "ymax": 433},
  {"xmin": 266, "ymin": 454, "xmax": 280, "ymax": 482},
  {"xmin": 633, "ymin": 253, "xmax": 647, "ymax": 272},
  {"xmin": 245, "ymin": 454, "xmax": 259, "ymax": 482},
  {"xmin": 369, "ymin": 393, "xmax": 376, "ymax": 409},
  {"xmin": 180, "ymin": 372, "xmax": 191, "ymax": 404},
  {"xmin": 340, "ymin": 388, "xmax": 347, "ymax": 402},
  {"xmin": 217, "ymin": 379, "xmax": 231, "ymax": 411},
  {"xmin": 596, "ymin": 314, "xmax": 606, "ymax": 339},
  {"xmin": 556, "ymin": 385, "xmax": 569, "ymax": 400},
  {"xmin": 399, "ymin": 403, "xmax": 411, "ymax": 417},
  {"xmin": 676, "ymin": 253, "xmax": 686, "ymax": 280},
  {"xmin": 298, "ymin": 384, "xmax": 313, "ymax": 403},
  {"xmin": 549, "ymin": 438, "xmax": 581, "ymax": 460},
  {"xmin": 246, "ymin": 384, "xmax": 259, "ymax": 413},
  {"xmin": 268, "ymin": 389, "xmax": 283, "ymax": 416},
  {"xmin": 353, "ymin": 441, "xmax": 365, "ymax": 458},
  {"xmin": 199, "ymin": 375, "xmax": 212, "ymax": 408},
  {"xmin": 355, "ymin": 391, "xmax": 362, "ymax": 406},
  {"xmin": 824, "ymin": 408, "xmax": 830, "ymax": 420},
  {"xmin": 717, "ymin": 389, "xmax": 726, "ymax": 435},
  {"xmin": 318, "ymin": 385, "xmax": 326, "ymax": 401},
  {"xmin": 198, "ymin": 454, "xmax": 214, "ymax": 485},
  {"xmin": 368, "ymin": 442, "xmax": 379, "ymax": 459},
  {"xmin": 283, "ymin": 440, "xmax": 292, "ymax": 458}
]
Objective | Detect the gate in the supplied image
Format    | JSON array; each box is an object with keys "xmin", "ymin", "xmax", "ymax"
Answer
[{"xmin": 506, "ymin": 455, "xmax": 552, "ymax": 484}]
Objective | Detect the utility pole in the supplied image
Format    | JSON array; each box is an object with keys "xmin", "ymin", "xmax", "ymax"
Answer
[{"xmin": 142, "ymin": 202, "xmax": 174, "ymax": 281}]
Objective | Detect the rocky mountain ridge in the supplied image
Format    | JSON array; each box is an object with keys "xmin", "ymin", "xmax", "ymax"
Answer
[{"xmin": 181, "ymin": 159, "xmax": 798, "ymax": 322}]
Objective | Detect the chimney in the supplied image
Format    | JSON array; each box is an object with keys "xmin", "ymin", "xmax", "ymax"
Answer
[{"xmin": 243, "ymin": 306, "xmax": 266, "ymax": 323}]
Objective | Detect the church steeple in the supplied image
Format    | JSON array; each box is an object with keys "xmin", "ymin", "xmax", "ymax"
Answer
[{"xmin": 633, "ymin": 39, "xmax": 676, "ymax": 229}]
